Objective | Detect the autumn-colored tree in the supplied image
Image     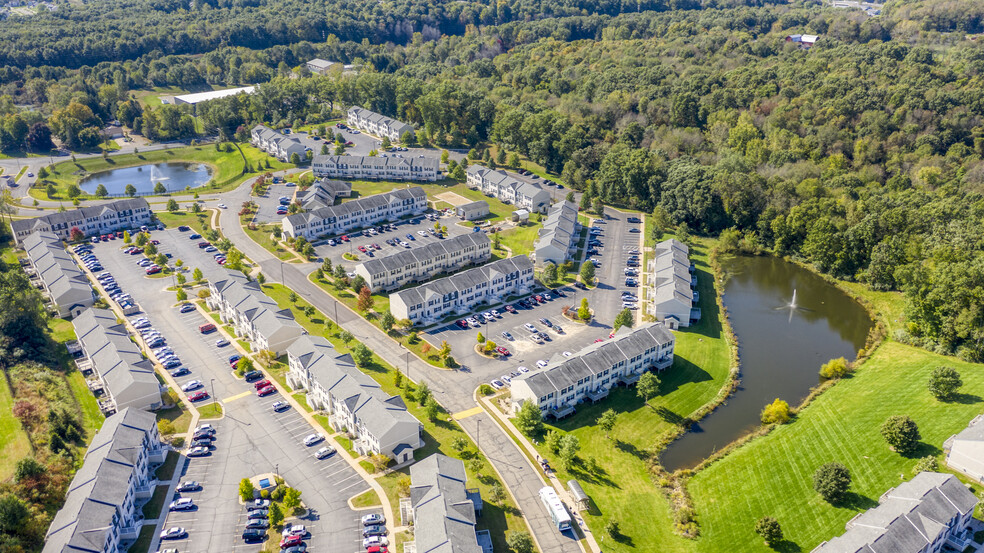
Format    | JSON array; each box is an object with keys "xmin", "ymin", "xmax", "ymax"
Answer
[{"xmin": 357, "ymin": 286, "xmax": 374, "ymax": 312}]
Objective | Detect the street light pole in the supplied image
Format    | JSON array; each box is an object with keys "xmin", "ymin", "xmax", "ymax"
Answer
[
  {"xmin": 476, "ymin": 418, "xmax": 481, "ymax": 452},
  {"xmin": 210, "ymin": 378, "xmax": 216, "ymax": 404}
]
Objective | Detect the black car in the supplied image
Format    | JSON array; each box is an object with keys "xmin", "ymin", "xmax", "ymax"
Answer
[
  {"xmin": 246, "ymin": 509, "xmax": 268, "ymax": 518},
  {"xmin": 242, "ymin": 529, "xmax": 266, "ymax": 542},
  {"xmin": 190, "ymin": 439, "xmax": 212, "ymax": 448},
  {"xmin": 193, "ymin": 428, "xmax": 215, "ymax": 439},
  {"xmin": 243, "ymin": 370, "xmax": 263, "ymax": 382},
  {"xmin": 627, "ymin": 216, "xmax": 641, "ymax": 223},
  {"xmin": 177, "ymin": 226, "xmax": 191, "ymax": 232},
  {"xmin": 170, "ymin": 367, "xmax": 190, "ymax": 377}
]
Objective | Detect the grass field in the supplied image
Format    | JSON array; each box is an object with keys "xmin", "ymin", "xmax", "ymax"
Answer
[
  {"xmin": 66, "ymin": 371, "xmax": 105, "ymax": 437},
  {"xmin": 350, "ymin": 488, "xmax": 382, "ymax": 508},
  {"xmin": 34, "ymin": 144, "xmax": 291, "ymax": 200},
  {"xmin": 47, "ymin": 317, "xmax": 77, "ymax": 343},
  {"xmin": 0, "ymin": 375, "xmax": 32, "ymax": 481},
  {"xmin": 242, "ymin": 218, "xmax": 295, "ymax": 261},
  {"xmin": 346, "ymin": 179, "xmax": 523, "ymax": 225},
  {"xmin": 157, "ymin": 404, "xmax": 193, "ymax": 434},
  {"xmin": 496, "ymin": 223, "xmax": 540, "ymax": 257},
  {"xmin": 155, "ymin": 210, "xmax": 213, "ymax": 234},
  {"xmin": 198, "ymin": 402, "xmax": 223, "ymax": 419}
]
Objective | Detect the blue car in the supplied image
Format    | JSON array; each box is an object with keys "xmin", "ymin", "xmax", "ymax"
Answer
[
  {"xmin": 170, "ymin": 367, "xmax": 190, "ymax": 377},
  {"xmin": 180, "ymin": 304, "xmax": 195, "ymax": 313},
  {"xmin": 406, "ymin": 233, "xmax": 415, "ymax": 241}
]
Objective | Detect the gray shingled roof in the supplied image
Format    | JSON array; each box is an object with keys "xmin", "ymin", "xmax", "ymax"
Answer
[
  {"xmin": 15, "ymin": 198, "xmax": 149, "ymax": 235},
  {"xmin": 392, "ymin": 256, "xmax": 533, "ymax": 309},
  {"xmin": 24, "ymin": 233, "xmax": 94, "ymax": 310},
  {"xmin": 211, "ymin": 270, "xmax": 303, "ymax": 339},
  {"xmin": 410, "ymin": 454, "xmax": 483, "ymax": 553},
  {"xmin": 285, "ymin": 186, "xmax": 426, "ymax": 231},
  {"xmin": 312, "ymin": 154, "xmax": 438, "ymax": 172},
  {"xmin": 359, "ymin": 233, "xmax": 490, "ymax": 277}
]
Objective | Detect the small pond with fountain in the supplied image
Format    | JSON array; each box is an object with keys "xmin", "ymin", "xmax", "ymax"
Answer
[
  {"xmin": 659, "ymin": 254, "xmax": 873, "ymax": 472},
  {"xmin": 78, "ymin": 163, "xmax": 212, "ymax": 196}
]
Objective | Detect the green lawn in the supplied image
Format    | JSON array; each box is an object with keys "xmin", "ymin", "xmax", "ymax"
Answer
[
  {"xmin": 346, "ymin": 179, "xmax": 517, "ymax": 224},
  {"xmin": 496, "ymin": 223, "xmax": 541, "ymax": 257},
  {"xmin": 129, "ymin": 525, "xmax": 157, "ymax": 553},
  {"xmin": 47, "ymin": 317, "xmax": 77, "ymax": 343},
  {"xmin": 351, "ymin": 489, "xmax": 382, "ymax": 508},
  {"xmin": 242, "ymin": 218, "xmax": 295, "ymax": 261},
  {"xmin": 198, "ymin": 402, "xmax": 223, "ymax": 419},
  {"xmin": 155, "ymin": 210, "xmax": 213, "ymax": 235},
  {"xmin": 157, "ymin": 404, "xmax": 193, "ymax": 434},
  {"xmin": 142, "ymin": 484, "xmax": 170, "ymax": 519},
  {"xmin": 155, "ymin": 450, "xmax": 180, "ymax": 481},
  {"xmin": 34, "ymin": 144, "xmax": 291, "ymax": 200},
  {"xmin": 66, "ymin": 371, "xmax": 105, "ymax": 437},
  {"xmin": 0, "ymin": 375, "xmax": 32, "ymax": 482}
]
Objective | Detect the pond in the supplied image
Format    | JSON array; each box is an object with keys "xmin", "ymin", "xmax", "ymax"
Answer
[
  {"xmin": 78, "ymin": 163, "xmax": 212, "ymax": 196},
  {"xmin": 659, "ymin": 255, "xmax": 873, "ymax": 472}
]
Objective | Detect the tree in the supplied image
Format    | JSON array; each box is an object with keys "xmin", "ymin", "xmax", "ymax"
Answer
[
  {"xmin": 424, "ymin": 397, "xmax": 440, "ymax": 421},
  {"xmin": 451, "ymin": 436, "xmax": 468, "ymax": 453},
  {"xmin": 191, "ymin": 202, "xmax": 202, "ymax": 213},
  {"xmin": 239, "ymin": 478, "xmax": 255, "ymax": 502},
  {"xmin": 154, "ymin": 182, "xmax": 166, "ymax": 194},
  {"xmin": 381, "ymin": 136, "xmax": 391, "ymax": 150},
  {"xmin": 45, "ymin": 183, "xmax": 56, "ymax": 198},
  {"xmin": 256, "ymin": 273, "xmax": 265, "ymax": 285},
  {"xmin": 175, "ymin": 259, "xmax": 183, "ymax": 269},
  {"xmin": 237, "ymin": 356, "xmax": 254, "ymax": 374},
  {"xmin": 928, "ymin": 366, "xmax": 962, "ymax": 400},
  {"xmin": 369, "ymin": 453, "xmax": 390, "ymax": 473},
  {"xmin": 506, "ymin": 532, "xmax": 535, "ymax": 553},
  {"xmin": 269, "ymin": 502, "xmax": 284, "ymax": 527},
  {"xmin": 597, "ymin": 409, "xmax": 617, "ymax": 439},
  {"xmin": 352, "ymin": 343, "xmax": 372, "ymax": 367},
  {"xmin": 124, "ymin": 183, "xmax": 137, "ymax": 197},
  {"xmin": 613, "ymin": 308, "xmax": 633, "ymax": 331},
  {"xmin": 193, "ymin": 267, "xmax": 203, "ymax": 281},
  {"xmin": 637, "ymin": 372, "xmax": 661, "ymax": 410},
  {"xmin": 69, "ymin": 227, "xmax": 85, "ymax": 242},
  {"xmin": 357, "ymin": 286, "xmax": 374, "ymax": 312},
  {"xmin": 819, "ymin": 357, "xmax": 849, "ymax": 379},
  {"xmin": 557, "ymin": 434, "xmax": 580, "ymax": 468},
  {"xmin": 282, "ymin": 487, "xmax": 302, "ymax": 512},
  {"xmin": 912, "ymin": 455, "xmax": 939, "ymax": 475},
  {"xmin": 339, "ymin": 331, "xmax": 353, "ymax": 345},
  {"xmin": 476, "ymin": 331, "xmax": 485, "ymax": 344},
  {"xmin": 12, "ymin": 400, "xmax": 42, "ymax": 431},
  {"xmin": 577, "ymin": 297, "xmax": 591, "ymax": 321},
  {"xmin": 167, "ymin": 198, "xmax": 179, "ymax": 211},
  {"xmin": 176, "ymin": 288, "xmax": 187, "ymax": 302},
  {"xmin": 439, "ymin": 340, "xmax": 451, "ymax": 361},
  {"xmin": 67, "ymin": 183, "xmax": 82, "ymax": 198},
  {"xmin": 579, "ymin": 261, "xmax": 595, "ymax": 286},
  {"xmin": 288, "ymin": 291, "xmax": 298, "ymax": 303},
  {"xmin": 290, "ymin": 152, "xmax": 301, "ymax": 165},
  {"xmin": 0, "ymin": 494, "xmax": 28, "ymax": 533},
  {"xmin": 381, "ymin": 311, "xmax": 396, "ymax": 332},
  {"xmin": 155, "ymin": 253, "xmax": 167, "ymax": 267},
  {"xmin": 198, "ymin": 289, "xmax": 210, "ymax": 299},
  {"xmin": 813, "ymin": 462, "xmax": 851, "ymax": 503},
  {"xmin": 760, "ymin": 398, "xmax": 791, "ymax": 424},
  {"xmin": 881, "ymin": 415, "xmax": 921, "ymax": 455},
  {"xmin": 489, "ymin": 482, "xmax": 506, "ymax": 505},
  {"xmin": 755, "ymin": 517, "xmax": 784, "ymax": 546},
  {"xmin": 351, "ymin": 275, "xmax": 367, "ymax": 294},
  {"xmin": 441, "ymin": 150, "xmax": 450, "ymax": 164},
  {"xmin": 14, "ymin": 457, "xmax": 46, "ymax": 483},
  {"xmin": 508, "ymin": 152, "xmax": 521, "ymax": 168},
  {"xmin": 468, "ymin": 458, "xmax": 484, "ymax": 478},
  {"xmin": 416, "ymin": 381, "xmax": 431, "ymax": 406},
  {"xmin": 514, "ymin": 400, "xmax": 544, "ymax": 436},
  {"xmin": 144, "ymin": 242, "xmax": 157, "ymax": 256},
  {"xmin": 122, "ymin": 230, "xmax": 131, "ymax": 243},
  {"xmin": 542, "ymin": 262, "xmax": 558, "ymax": 284}
]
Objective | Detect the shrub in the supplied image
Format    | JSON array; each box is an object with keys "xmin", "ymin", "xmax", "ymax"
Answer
[
  {"xmin": 813, "ymin": 462, "xmax": 851, "ymax": 503},
  {"xmin": 239, "ymin": 478, "xmax": 255, "ymax": 502},
  {"xmin": 760, "ymin": 398, "xmax": 791, "ymax": 424},
  {"xmin": 755, "ymin": 517, "xmax": 783, "ymax": 546},
  {"xmin": 928, "ymin": 366, "xmax": 962, "ymax": 400},
  {"xmin": 259, "ymin": 489, "xmax": 270, "ymax": 500},
  {"xmin": 478, "ymin": 384, "xmax": 495, "ymax": 396},
  {"xmin": 912, "ymin": 455, "xmax": 939, "ymax": 475},
  {"xmin": 819, "ymin": 357, "xmax": 849, "ymax": 379},
  {"xmin": 881, "ymin": 415, "xmax": 921, "ymax": 455}
]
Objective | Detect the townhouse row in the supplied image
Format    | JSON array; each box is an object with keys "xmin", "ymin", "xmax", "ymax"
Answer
[
  {"xmin": 466, "ymin": 166, "xmax": 550, "ymax": 213},
  {"xmin": 286, "ymin": 335, "xmax": 422, "ymax": 464},
  {"xmin": 294, "ymin": 178, "xmax": 352, "ymax": 210},
  {"xmin": 282, "ymin": 186, "xmax": 427, "ymax": 240},
  {"xmin": 24, "ymin": 232, "xmax": 94, "ymax": 317},
  {"xmin": 390, "ymin": 255, "xmax": 535, "ymax": 325},
  {"xmin": 354, "ymin": 233, "xmax": 491, "ymax": 293},
  {"xmin": 347, "ymin": 106, "xmax": 415, "ymax": 141},
  {"xmin": 647, "ymin": 238, "xmax": 699, "ymax": 329},
  {"xmin": 251, "ymin": 125, "xmax": 309, "ymax": 162},
  {"xmin": 11, "ymin": 197, "xmax": 153, "ymax": 245},
  {"xmin": 73, "ymin": 308, "xmax": 164, "ymax": 415},
  {"xmin": 311, "ymin": 154, "xmax": 440, "ymax": 182},
  {"xmin": 533, "ymin": 200, "xmax": 580, "ymax": 267},
  {"xmin": 510, "ymin": 322, "xmax": 676, "ymax": 418},
  {"xmin": 408, "ymin": 454, "xmax": 490, "ymax": 553},
  {"xmin": 44, "ymin": 409, "xmax": 167, "ymax": 553},
  {"xmin": 207, "ymin": 270, "xmax": 306, "ymax": 356}
]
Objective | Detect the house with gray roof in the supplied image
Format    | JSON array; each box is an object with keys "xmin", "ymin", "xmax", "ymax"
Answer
[
  {"xmin": 355, "ymin": 233, "xmax": 491, "ymax": 293},
  {"xmin": 23, "ymin": 232, "xmax": 94, "ymax": 317},
  {"xmin": 286, "ymin": 335, "xmax": 422, "ymax": 464},
  {"xmin": 510, "ymin": 322, "xmax": 675, "ymax": 418},
  {"xmin": 250, "ymin": 124, "xmax": 308, "ymax": 162},
  {"xmin": 811, "ymin": 472, "xmax": 978, "ymax": 553},
  {"xmin": 466, "ymin": 166, "xmax": 550, "ymax": 213},
  {"xmin": 646, "ymin": 239, "xmax": 698, "ymax": 329},
  {"xmin": 73, "ymin": 308, "xmax": 163, "ymax": 415},
  {"xmin": 282, "ymin": 186, "xmax": 427, "ymax": 240},
  {"xmin": 312, "ymin": 154, "xmax": 439, "ymax": 182},
  {"xmin": 407, "ymin": 454, "xmax": 488, "ymax": 553},
  {"xmin": 294, "ymin": 178, "xmax": 352, "ymax": 210},
  {"xmin": 43, "ymin": 408, "xmax": 165, "ymax": 553},
  {"xmin": 455, "ymin": 200, "xmax": 490, "ymax": 221},
  {"xmin": 11, "ymin": 197, "xmax": 152, "ymax": 245},
  {"xmin": 347, "ymin": 106, "xmax": 415, "ymax": 142},
  {"xmin": 390, "ymin": 255, "xmax": 534, "ymax": 325},
  {"xmin": 306, "ymin": 58, "xmax": 338, "ymax": 74},
  {"xmin": 533, "ymin": 201, "xmax": 579, "ymax": 267},
  {"xmin": 945, "ymin": 414, "xmax": 984, "ymax": 483},
  {"xmin": 207, "ymin": 270, "xmax": 305, "ymax": 355}
]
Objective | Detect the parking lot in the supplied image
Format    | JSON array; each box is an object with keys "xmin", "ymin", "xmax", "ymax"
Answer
[
  {"xmin": 425, "ymin": 208, "xmax": 644, "ymax": 389},
  {"xmin": 252, "ymin": 183, "xmax": 296, "ymax": 224},
  {"xmin": 86, "ymin": 232, "xmax": 380, "ymax": 553}
]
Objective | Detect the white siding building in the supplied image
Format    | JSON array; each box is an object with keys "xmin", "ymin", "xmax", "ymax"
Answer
[
  {"xmin": 408, "ymin": 454, "xmax": 486, "ymax": 553},
  {"xmin": 286, "ymin": 336, "xmax": 422, "ymax": 464},
  {"xmin": 347, "ymin": 106, "xmax": 414, "ymax": 141},
  {"xmin": 11, "ymin": 198, "xmax": 152, "ymax": 245},
  {"xmin": 390, "ymin": 256, "xmax": 534, "ymax": 325},
  {"xmin": 944, "ymin": 414, "xmax": 984, "ymax": 483},
  {"xmin": 533, "ymin": 201, "xmax": 580, "ymax": 267},
  {"xmin": 23, "ymin": 232, "xmax": 94, "ymax": 317},
  {"xmin": 43, "ymin": 408, "xmax": 166, "ymax": 553},
  {"xmin": 510, "ymin": 323, "xmax": 675, "ymax": 418},
  {"xmin": 282, "ymin": 187, "xmax": 427, "ymax": 240},
  {"xmin": 294, "ymin": 178, "xmax": 352, "ymax": 210},
  {"xmin": 355, "ymin": 233, "xmax": 491, "ymax": 293},
  {"xmin": 311, "ymin": 154, "xmax": 439, "ymax": 182},
  {"xmin": 250, "ymin": 125, "xmax": 309, "ymax": 162},
  {"xmin": 206, "ymin": 270, "xmax": 306, "ymax": 355},
  {"xmin": 647, "ymin": 239, "xmax": 698, "ymax": 329},
  {"xmin": 466, "ymin": 166, "xmax": 550, "ymax": 213}
]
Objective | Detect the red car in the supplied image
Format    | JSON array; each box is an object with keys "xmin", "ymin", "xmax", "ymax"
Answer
[
  {"xmin": 145, "ymin": 266, "xmax": 161, "ymax": 275},
  {"xmin": 108, "ymin": 234, "xmax": 116, "ymax": 240},
  {"xmin": 253, "ymin": 379, "xmax": 271, "ymax": 390},
  {"xmin": 189, "ymin": 391, "xmax": 209, "ymax": 402},
  {"xmin": 130, "ymin": 249, "xmax": 142, "ymax": 255},
  {"xmin": 151, "ymin": 239, "xmax": 160, "ymax": 245},
  {"xmin": 257, "ymin": 386, "xmax": 276, "ymax": 397},
  {"xmin": 456, "ymin": 320, "xmax": 468, "ymax": 329},
  {"xmin": 280, "ymin": 535, "xmax": 302, "ymax": 548},
  {"xmin": 340, "ymin": 235, "xmax": 349, "ymax": 242},
  {"xmin": 116, "ymin": 231, "xmax": 123, "ymax": 238},
  {"xmin": 372, "ymin": 243, "xmax": 381, "ymax": 250},
  {"xmin": 594, "ymin": 338, "xmax": 605, "ymax": 343},
  {"xmin": 217, "ymin": 259, "xmax": 226, "ymax": 265},
  {"xmin": 534, "ymin": 295, "xmax": 544, "ymax": 302},
  {"xmin": 358, "ymin": 245, "xmax": 367, "ymax": 253},
  {"xmin": 345, "ymin": 141, "xmax": 354, "ymax": 146},
  {"xmin": 367, "ymin": 547, "xmax": 389, "ymax": 553},
  {"xmin": 496, "ymin": 346, "xmax": 510, "ymax": 356},
  {"xmin": 504, "ymin": 305, "xmax": 517, "ymax": 314}
]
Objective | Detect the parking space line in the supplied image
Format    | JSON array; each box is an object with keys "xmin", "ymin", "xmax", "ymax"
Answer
[
  {"xmin": 223, "ymin": 390, "xmax": 253, "ymax": 403},
  {"xmin": 451, "ymin": 406, "xmax": 483, "ymax": 420}
]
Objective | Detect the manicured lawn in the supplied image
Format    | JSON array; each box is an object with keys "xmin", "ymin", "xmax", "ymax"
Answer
[
  {"xmin": 292, "ymin": 392, "xmax": 313, "ymax": 412},
  {"xmin": 47, "ymin": 317, "xmax": 77, "ymax": 343},
  {"xmin": 129, "ymin": 525, "xmax": 157, "ymax": 553},
  {"xmin": 242, "ymin": 218, "xmax": 295, "ymax": 261},
  {"xmin": 347, "ymin": 179, "xmax": 517, "ymax": 223},
  {"xmin": 496, "ymin": 223, "xmax": 541, "ymax": 257},
  {"xmin": 34, "ymin": 144, "xmax": 291, "ymax": 200},
  {"xmin": 155, "ymin": 450, "xmax": 180, "ymax": 481},
  {"xmin": 155, "ymin": 210, "xmax": 212, "ymax": 235},
  {"xmin": 350, "ymin": 489, "xmax": 382, "ymax": 508},
  {"xmin": 142, "ymin": 484, "xmax": 170, "ymax": 519},
  {"xmin": 198, "ymin": 402, "xmax": 223, "ymax": 419},
  {"xmin": 0, "ymin": 375, "xmax": 32, "ymax": 481},
  {"xmin": 66, "ymin": 370, "xmax": 105, "ymax": 438},
  {"xmin": 157, "ymin": 404, "xmax": 193, "ymax": 434}
]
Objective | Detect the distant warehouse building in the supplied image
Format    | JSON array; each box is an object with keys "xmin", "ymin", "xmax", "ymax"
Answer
[
  {"xmin": 306, "ymin": 58, "xmax": 338, "ymax": 75},
  {"xmin": 173, "ymin": 86, "xmax": 255, "ymax": 106}
]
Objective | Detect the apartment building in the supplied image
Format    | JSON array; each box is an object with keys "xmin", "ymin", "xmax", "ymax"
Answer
[
  {"xmin": 533, "ymin": 201, "xmax": 580, "ymax": 267},
  {"xmin": 466, "ymin": 166, "xmax": 550, "ymax": 213},
  {"xmin": 206, "ymin": 270, "xmax": 305, "ymax": 355},
  {"xmin": 355, "ymin": 233, "xmax": 491, "ymax": 293},
  {"xmin": 44, "ymin": 408, "xmax": 166, "ymax": 553},
  {"xmin": 311, "ymin": 154, "xmax": 439, "ymax": 182},
  {"xmin": 73, "ymin": 308, "xmax": 164, "ymax": 415},
  {"xmin": 347, "ymin": 106, "xmax": 414, "ymax": 141},
  {"xmin": 286, "ymin": 335, "xmax": 422, "ymax": 464},
  {"xmin": 945, "ymin": 415, "xmax": 984, "ymax": 483},
  {"xmin": 282, "ymin": 186, "xmax": 427, "ymax": 240},
  {"xmin": 511, "ymin": 322, "xmax": 675, "ymax": 418},
  {"xmin": 407, "ymin": 454, "xmax": 489, "ymax": 553},
  {"xmin": 23, "ymin": 232, "xmax": 94, "ymax": 317},
  {"xmin": 11, "ymin": 198, "xmax": 152, "ymax": 245},
  {"xmin": 647, "ymin": 239, "xmax": 698, "ymax": 329},
  {"xmin": 250, "ymin": 125, "xmax": 308, "ymax": 162},
  {"xmin": 812, "ymin": 472, "xmax": 978, "ymax": 553},
  {"xmin": 294, "ymin": 178, "xmax": 352, "ymax": 210},
  {"xmin": 390, "ymin": 255, "xmax": 534, "ymax": 325}
]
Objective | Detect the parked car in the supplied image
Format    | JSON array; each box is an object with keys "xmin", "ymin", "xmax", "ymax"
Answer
[
  {"xmin": 501, "ymin": 331, "xmax": 513, "ymax": 340},
  {"xmin": 256, "ymin": 386, "xmax": 276, "ymax": 397},
  {"xmin": 245, "ymin": 519, "xmax": 270, "ymax": 530},
  {"xmin": 496, "ymin": 346, "xmax": 510, "ymax": 356},
  {"xmin": 159, "ymin": 527, "xmax": 187, "ymax": 540},
  {"xmin": 169, "ymin": 498, "xmax": 194, "ymax": 511},
  {"xmin": 272, "ymin": 401, "xmax": 290, "ymax": 412},
  {"xmin": 315, "ymin": 446, "xmax": 335, "ymax": 459},
  {"xmin": 362, "ymin": 513, "xmax": 385, "ymax": 526},
  {"xmin": 244, "ymin": 370, "xmax": 263, "ymax": 382},
  {"xmin": 242, "ymin": 529, "xmax": 266, "ymax": 542},
  {"xmin": 176, "ymin": 481, "xmax": 200, "ymax": 492},
  {"xmin": 249, "ymin": 499, "xmax": 271, "ymax": 509},
  {"xmin": 180, "ymin": 303, "xmax": 195, "ymax": 313},
  {"xmin": 187, "ymin": 447, "xmax": 209, "ymax": 457},
  {"xmin": 181, "ymin": 380, "xmax": 203, "ymax": 392},
  {"xmin": 363, "ymin": 525, "xmax": 387, "ymax": 537},
  {"xmin": 303, "ymin": 433, "xmax": 324, "ymax": 446},
  {"xmin": 188, "ymin": 391, "xmax": 209, "ymax": 402},
  {"xmin": 215, "ymin": 338, "xmax": 230, "ymax": 347},
  {"xmin": 170, "ymin": 367, "xmax": 190, "ymax": 378},
  {"xmin": 279, "ymin": 534, "xmax": 302, "ymax": 548},
  {"xmin": 490, "ymin": 380, "xmax": 504, "ymax": 390},
  {"xmin": 284, "ymin": 525, "xmax": 308, "ymax": 538}
]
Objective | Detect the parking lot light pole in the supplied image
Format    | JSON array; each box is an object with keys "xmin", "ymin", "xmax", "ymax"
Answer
[
  {"xmin": 210, "ymin": 378, "xmax": 216, "ymax": 404},
  {"xmin": 476, "ymin": 418, "xmax": 481, "ymax": 452}
]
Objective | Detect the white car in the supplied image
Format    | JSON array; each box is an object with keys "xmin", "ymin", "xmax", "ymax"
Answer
[
  {"xmin": 315, "ymin": 446, "xmax": 335, "ymax": 459},
  {"xmin": 363, "ymin": 536, "xmax": 389, "ymax": 548},
  {"xmin": 543, "ymin": 293, "xmax": 552, "ymax": 300},
  {"xmin": 159, "ymin": 527, "xmax": 186, "ymax": 540},
  {"xmin": 490, "ymin": 380, "xmax": 504, "ymax": 390},
  {"xmin": 417, "ymin": 230, "xmax": 428, "ymax": 236},
  {"xmin": 524, "ymin": 323, "xmax": 538, "ymax": 332},
  {"xmin": 562, "ymin": 351, "xmax": 573, "ymax": 357},
  {"xmin": 284, "ymin": 524, "xmax": 307, "ymax": 537},
  {"xmin": 536, "ymin": 359, "xmax": 548, "ymax": 368},
  {"xmin": 517, "ymin": 366, "xmax": 530, "ymax": 373},
  {"xmin": 194, "ymin": 423, "xmax": 213, "ymax": 433},
  {"xmin": 500, "ymin": 375, "xmax": 512, "ymax": 385},
  {"xmin": 215, "ymin": 338, "xmax": 230, "ymax": 347},
  {"xmin": 361, "ymin": 513, "xmax": 385, "ymax": 525},
  {"xmin": 169, "ymin": 498, "xmax": 194, "ymax": 511},
  {"xmin": 466, "ymin": 317, "xmax": 480, "ymax": 326},
  {"xmin": 491, "ymin": 309, "xmax": 500, "ymax": 317},
  {"xmin": 217, "ymin": 203, "xmax": 227, "ymax": 209},
  {"xmin": 303, "ymin": 433, "xmax": 325, "ymax": 446},
  {"xmin": 181, "ymin": 380, "xmax": 203, "ymax": 392}
]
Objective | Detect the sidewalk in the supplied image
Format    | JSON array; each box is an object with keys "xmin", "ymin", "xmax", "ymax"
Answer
[{"xmin": 142, "ymin": 454, "xmax": 190, "ymax": 553}]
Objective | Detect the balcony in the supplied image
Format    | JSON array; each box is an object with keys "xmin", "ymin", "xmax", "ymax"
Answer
[
  {"xmin": 119, "ymin": 525, "xmax": 141, "ymax": 540},
  {"xmin": 586, "ymin": 387, "xmax": 610, "ymax": 402},
  {"xmin": 618, "ymin": 373, "xmax": 641, "ymax": 386}
]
